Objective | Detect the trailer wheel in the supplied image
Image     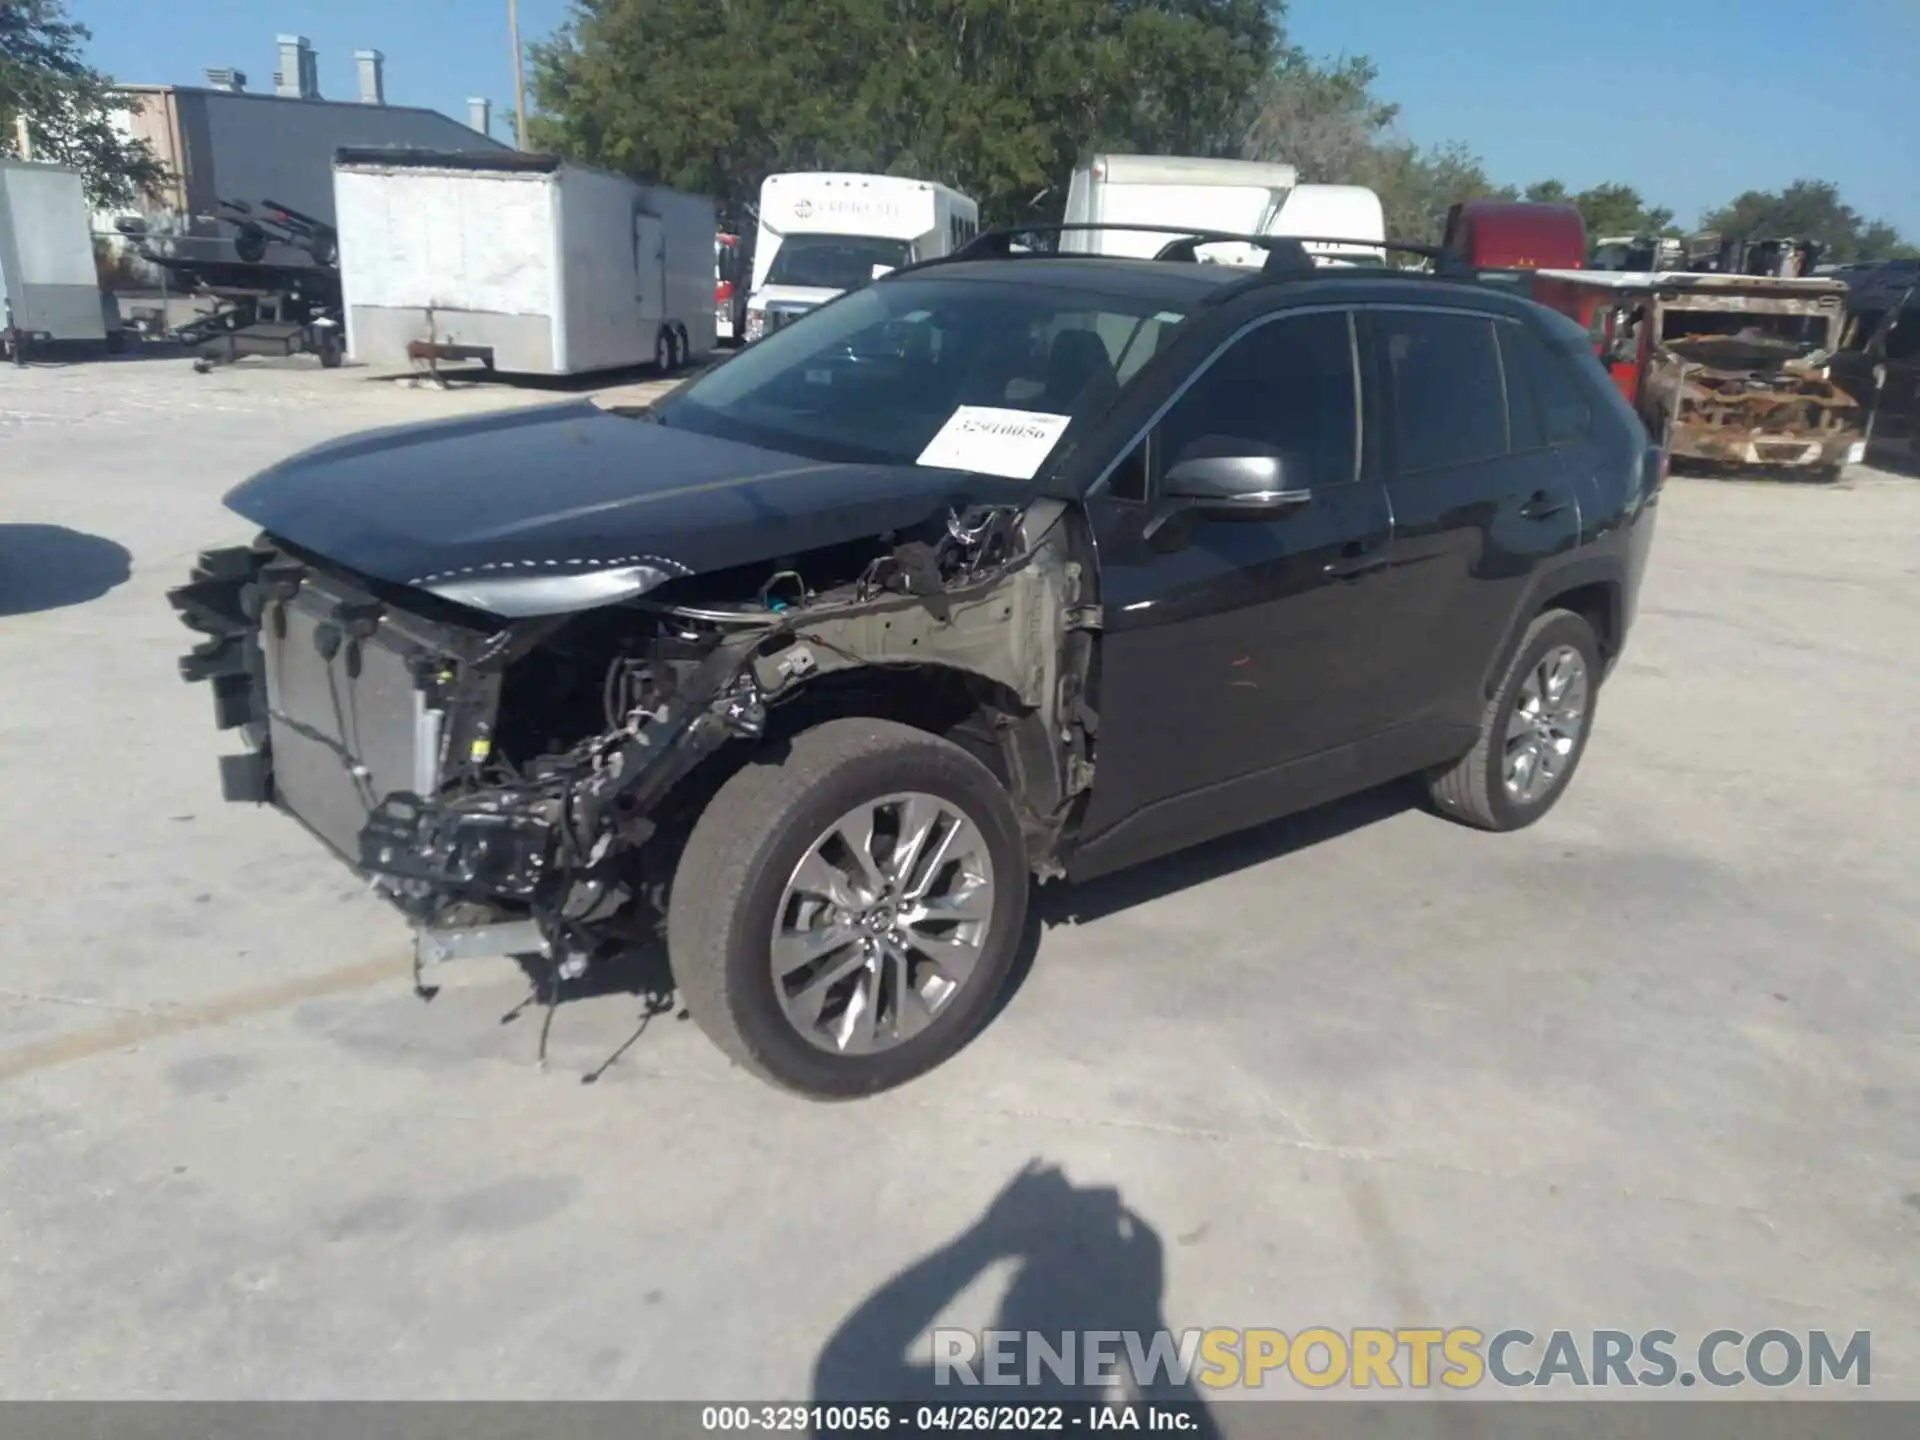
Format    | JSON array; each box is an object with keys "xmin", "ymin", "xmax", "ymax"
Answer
[{"xmin": 654, "ymin": 329, "xmax": 675, "ymax": 374}]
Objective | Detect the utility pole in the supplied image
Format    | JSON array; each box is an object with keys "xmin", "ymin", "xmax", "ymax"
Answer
[{"xmin": 508, "ymin": 0, "xmax": 529, "ymax": 150}]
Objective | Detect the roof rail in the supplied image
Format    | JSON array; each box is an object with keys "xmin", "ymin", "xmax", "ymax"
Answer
[
  {"xmin": 940, "ymin": 223, "xmax": 1317, "ymax": 277},
  {"xmin": 915, "ymin": 222, "xmax": 1474, "ymax": 283}
]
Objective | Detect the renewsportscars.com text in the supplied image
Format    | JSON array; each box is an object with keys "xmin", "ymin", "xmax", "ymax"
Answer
[{"xmin": 930, "ymin": 1327, "xmax": 1871, "ymax": 1390}]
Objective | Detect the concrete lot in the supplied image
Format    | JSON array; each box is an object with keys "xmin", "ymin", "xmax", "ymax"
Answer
[{"xmin": 1, "ymin": 355, "xmax": 1915, "ymax": 1409}]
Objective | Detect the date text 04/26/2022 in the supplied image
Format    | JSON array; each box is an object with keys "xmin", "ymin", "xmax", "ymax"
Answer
[{"xmin": 700, "ymin": 1403, "xmax": 1197, "ymax": 1432}]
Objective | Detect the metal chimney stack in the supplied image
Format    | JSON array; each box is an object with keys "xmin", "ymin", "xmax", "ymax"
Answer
[
  {"xmin": 275, "ymin": 35, "xmax": 318, "ymax": 99},
  {"xmin": 468, "ymin": 97, "xmax": 492, "ymax": 136},
  {"xmin": 355, "ymin": 49, "xmax": 385, "ymax": 105}
]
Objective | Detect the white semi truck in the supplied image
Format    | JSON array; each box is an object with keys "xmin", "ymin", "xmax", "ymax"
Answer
[
  {"xmin": 332, "ymin": 149, "xmax": 717, "ymax": 377},
  {"xmin": 744, "ymin": 172, "xmax": 979, "ymax": 341}
]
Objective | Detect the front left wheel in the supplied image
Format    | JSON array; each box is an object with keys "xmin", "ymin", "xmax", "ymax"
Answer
[{"xmin": 668, "ymin": 718, "xmax": 1030, "ymax": 1099}]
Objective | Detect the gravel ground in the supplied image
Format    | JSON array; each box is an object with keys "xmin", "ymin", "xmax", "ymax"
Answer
[{"xmin": 1, "ymin": 354, "xmax": 1915, "ymax": 1410}]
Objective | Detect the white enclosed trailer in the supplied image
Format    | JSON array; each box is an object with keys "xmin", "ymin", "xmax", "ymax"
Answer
[
  {"xmin": 1060, "ymin": 155, "xmax": 1299, "ymax": 260},
  {"xmin": 0, "ymin": 159, "xmax": 109, "ymax": 348},
  {"xmin": 332, "ymin": 149, "xmax": 717, "ymax": 376}
]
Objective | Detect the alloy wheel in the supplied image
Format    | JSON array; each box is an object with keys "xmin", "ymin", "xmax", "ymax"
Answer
[
  {"xmin": 770, "ymin": 791, "xmax": 995, "ymax": 1055},
  {"xmin": 1503, "ymin": 644, "xmax": 1589, "ymax": 805}
]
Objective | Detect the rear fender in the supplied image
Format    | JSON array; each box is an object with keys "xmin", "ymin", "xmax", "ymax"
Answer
[{"xmin": 1479, "ymin": 554, "xmax": 1626, "ymax": 699}]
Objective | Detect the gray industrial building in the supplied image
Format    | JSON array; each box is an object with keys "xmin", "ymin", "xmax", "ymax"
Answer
[{"xmin": 108, "ymin": 35, "xmax": 508, "ymax": 267}]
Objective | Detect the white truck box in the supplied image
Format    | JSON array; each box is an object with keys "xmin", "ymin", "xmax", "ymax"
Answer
[
  {"xmin": 0, "ymin": 159, "xmax": 108, "ymax": 343},
  {"xmin": 332, "ymin": 149, "xmax": 717, "ymax": 376},
  {"xmin": 1060, "ymin": 155, "xmax": 1299, "ymax": 260}
]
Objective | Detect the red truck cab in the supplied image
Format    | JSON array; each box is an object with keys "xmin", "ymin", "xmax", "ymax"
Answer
[
  {"xmin": 1443, "ymin": 200, "xmax": 1587, "ymax": 272},
  {"xmin": 1443, "ymin": 200, "xmax": 1643, "ymax": 401}
]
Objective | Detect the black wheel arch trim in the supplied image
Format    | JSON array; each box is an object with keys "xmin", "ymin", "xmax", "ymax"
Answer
[{"xmin": 1479, "ymin": 553, "xmax": 1627, "ymax": 701}]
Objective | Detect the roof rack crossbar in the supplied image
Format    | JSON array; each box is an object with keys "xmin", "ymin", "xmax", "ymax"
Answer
[{"xmin": 908, "ymin": 223, "xmax": 1473, "ymax": 282}]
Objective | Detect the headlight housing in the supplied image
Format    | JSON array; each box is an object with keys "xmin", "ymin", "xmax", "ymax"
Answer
[{"xmin": 422, "ymin": 562, "xmax": 673, "ymax": 618}]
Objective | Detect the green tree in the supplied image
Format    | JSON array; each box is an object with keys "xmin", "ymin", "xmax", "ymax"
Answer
[
  {"xmin": 531, "ymin": 0, "xmax": 1282, "ymax": 227},
  {"xmin": 1568, "ymin": 182, "xmax": 1672, "ymax": 239},
  {"xmin": 1242, "ymin": 50, "xmax": 1399, "ymax": 183},
  {"xmin": 1360, "ymin": 140, "xmax": 1513, "ymax": 247},
  {"xmin": 0, "ymin": 0, "xmax": 165, "ymax": 208},
  {"xmin": 1700, "ymin": 178, "xmax": 1917, "ymax": 262}
]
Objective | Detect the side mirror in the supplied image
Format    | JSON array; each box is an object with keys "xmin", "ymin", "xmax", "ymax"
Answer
[{"xmin": 1163, "ymin": 452, "xmax": 1312, "ymax": 518}]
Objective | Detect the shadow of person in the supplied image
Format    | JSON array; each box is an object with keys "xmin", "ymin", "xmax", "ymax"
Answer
[
  {"xmin": 0, "ymin": 525, "xmax": 131, "ymax": 617},
  {"xmin": 812, "ymin": 1162, "xmax": 1221, "ymax": 1438}
]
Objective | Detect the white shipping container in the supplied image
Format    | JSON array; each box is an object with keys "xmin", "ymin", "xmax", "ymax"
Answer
[
  {"xmin": 332, "ymin": 150, "xmax": 717, "ymax": 376},
  {"xmin": 0, "ymin": 159, "xmax": 108, "ymax": 343}
]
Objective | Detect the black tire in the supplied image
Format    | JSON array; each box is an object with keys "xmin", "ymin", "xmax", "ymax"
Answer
[
  {"xmin": 655, "ymin": 328, "xmax": 676, "ymax": 374},
  {"xmin": 1426, "ymin": 608, "xmax": 1601, "ymax": 832},
  {"xmin": 668, "ymin": 718, "xmax": 1030, "ymax": 1099}
]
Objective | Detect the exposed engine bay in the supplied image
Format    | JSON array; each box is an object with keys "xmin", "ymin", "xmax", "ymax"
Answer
[{"xmin": 169, "ymin": 501, "xmax": 1100, "ymax": 980}]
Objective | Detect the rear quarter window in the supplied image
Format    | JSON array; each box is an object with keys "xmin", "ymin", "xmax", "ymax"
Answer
[
  {"xmin": 1886, "ymin": 308, "xmax": 1920, "ymax": 362},
  {"xmin": 1499, "ymin": 321, "xmax": 1593, "ymax": 447}
]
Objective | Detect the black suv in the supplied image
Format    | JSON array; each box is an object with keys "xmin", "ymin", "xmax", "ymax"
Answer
[{"xmin": 170, "ymin": 229, "xmax": 1662, "ymax": 1099}]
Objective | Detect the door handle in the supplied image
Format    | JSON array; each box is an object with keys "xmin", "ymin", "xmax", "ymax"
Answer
[
  {"xmin": 1520, "ymin": 490, "xmax": 1567, "ymax": 520},
  {"xmin": 1324, "ymin": 550, "xmax": 1389, "ymax": 581}
]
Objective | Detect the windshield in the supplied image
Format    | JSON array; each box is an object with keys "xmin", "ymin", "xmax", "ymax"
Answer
[
  {"xmin": 765, "ymin": 234, "xmax": 913, "ymax": 291},
  {"xmin": 656, "ymin": 277, "xmax": 1188, "ymax": 468}
]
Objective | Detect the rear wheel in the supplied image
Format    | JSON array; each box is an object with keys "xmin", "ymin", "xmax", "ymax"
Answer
[
  {"xmin": 668, "ymin": 718, "xmax": 1029, "ymax": 1099},
  {"xmin": 655, "ymin": 328, "xmax": 677, "ymax": 373},
  {"xmin": 1427, "ymin": 609, "xmax": 1600, "ymax": 831}
]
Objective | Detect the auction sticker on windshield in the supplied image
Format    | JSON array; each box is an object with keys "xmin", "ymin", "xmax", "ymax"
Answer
[{"xmin": 917, "ymin": 406, "xmax": 1073, "ymax": 480}]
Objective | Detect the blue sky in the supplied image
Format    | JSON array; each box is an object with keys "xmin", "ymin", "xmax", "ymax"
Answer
[{"xmin": 70, "ymin": 0, "xmax": 1920, "ymax": 235}]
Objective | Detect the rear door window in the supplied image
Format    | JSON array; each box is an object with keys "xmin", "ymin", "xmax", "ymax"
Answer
[{"xmin": 1376, "ymin": 309, "xmax": 1509, "ymax": 472}]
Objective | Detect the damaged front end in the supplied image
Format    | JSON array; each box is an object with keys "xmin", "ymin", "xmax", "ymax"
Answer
[
  {"xmin": 168, "ymin": 501, "xmax": 1095, "ymax": 976},
  {"xmin": 1647, "ymin": 286, "xmax": 1865, "ymax": 473}
]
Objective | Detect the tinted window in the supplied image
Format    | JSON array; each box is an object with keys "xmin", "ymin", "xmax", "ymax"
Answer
[
  {"xmin": 1378, "ymin": 310, "xmax": 1508, "ymax": 473},
  {"xmin": 661, "ymin": 279, "xmax": 1187, "ymax": 466},
  {"xmin": 1154, "ymin": 310, "xmax": 1358, "ymax": 490},
  {"xmin": 1500, "ymin": 321, "xmax": 1592, "ymax": 447},
  {"xmin": 1886, "ymin": 308, "xmax": 1920, "ymax": 362}
]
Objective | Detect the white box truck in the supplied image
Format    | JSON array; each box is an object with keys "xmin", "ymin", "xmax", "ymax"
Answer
[
  {"xmin": 0, "ymin": 158, "xmax": 111, "ymax": 358},
  {"xmin": 1194, "ymin": 183, "xmax": 1388, "ymax": 269},
  {"xmin": 1060, "ymin": 154, "xmax": 1298, "ymax": 260},
  {"xmin": 332, "ymin": 149, "xmax": 717, "ymax": 376},
  {"xmin": 744, "ymin": 172, "xmax": 980, "ymax": 341}
]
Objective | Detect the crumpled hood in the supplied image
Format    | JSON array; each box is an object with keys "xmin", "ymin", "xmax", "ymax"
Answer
[{"xmin": 225, "ymin": 400, "xmax": 1025, "ymax": 590}]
